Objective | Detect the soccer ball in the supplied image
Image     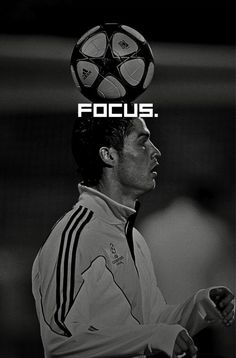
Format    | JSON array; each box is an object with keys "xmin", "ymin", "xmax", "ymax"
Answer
[{"xmin": 70, "ymin": 23, "xmax": 155, "ymax": 102}]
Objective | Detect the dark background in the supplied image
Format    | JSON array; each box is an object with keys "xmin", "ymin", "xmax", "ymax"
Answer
[
  {"xmin": 0, "ymin": 0, "xmax": 235, "ymax": 44},
  {"xmin": 0, "ymin": 1, "xmax": 235, "ymax": 357}
]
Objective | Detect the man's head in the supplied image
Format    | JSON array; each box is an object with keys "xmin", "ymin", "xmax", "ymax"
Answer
[{"xmin": 72, "ymin": 116, "xmax": 161, "ymax": 198}]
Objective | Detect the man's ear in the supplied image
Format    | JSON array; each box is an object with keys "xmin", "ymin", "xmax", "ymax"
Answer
[{"xmin": 99, "ymin": 147, "xmax": 118, "ymax": 166}]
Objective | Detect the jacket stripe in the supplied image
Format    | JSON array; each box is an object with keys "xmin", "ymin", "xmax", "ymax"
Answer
[
  {"xmin": 69, "ymin": 210, "xmax": 93, "ymax": 308},
  {"xmin": 54, "ymin": 205, "xmax": 93, "ymax": 335},
  {"xmin": 54, "ymin": 205, "xmax": 83, "ymax": 335},
  {"xmin": 61, "ymin": 207, "xmax": 88, "ymax": 321}
]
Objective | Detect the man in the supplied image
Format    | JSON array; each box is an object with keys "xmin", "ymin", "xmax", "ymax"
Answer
[{"xmin": 32, "ymin": 116, "xmax": 235, "ymax": 358}]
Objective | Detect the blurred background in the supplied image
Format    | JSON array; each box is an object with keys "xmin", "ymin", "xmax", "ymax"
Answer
[{"xmin": 0, "ymin": 1, "xmax": 235, "ymax": 357}]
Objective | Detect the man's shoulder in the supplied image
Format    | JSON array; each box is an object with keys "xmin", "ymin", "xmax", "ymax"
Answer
[
  {"xmin": 53, "ymin": 204, "xmax": 109, "ymax": 237},
  {"xmin": 38, "ymin": 204, "xmax": 110, "ymax": 270},
  {"xmin": 59, "ymin": 204, "xmax": 115, "ymax": 247}
]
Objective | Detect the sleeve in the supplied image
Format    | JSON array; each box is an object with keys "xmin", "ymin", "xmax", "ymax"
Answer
[
  {"xmin": 155, "ymin": 288, "xmax": 222, "ymax": 336},
  {"xmin": 138, "ymin": 233, "xmax": 224, "ymax": 336},
  {"xmin": 44, "ymin": 254, "xmax": 184, "ymax": 358}
]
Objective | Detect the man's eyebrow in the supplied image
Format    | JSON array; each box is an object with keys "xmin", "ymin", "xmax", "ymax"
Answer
[{"xmin": 137, "ymin": 132, "xmax": 150, "ymax": 139}]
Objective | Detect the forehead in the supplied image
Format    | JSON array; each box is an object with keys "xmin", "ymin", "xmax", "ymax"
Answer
[{"xmin": 128, "ymin": 117, "xmax": 150, "ymax": 138}]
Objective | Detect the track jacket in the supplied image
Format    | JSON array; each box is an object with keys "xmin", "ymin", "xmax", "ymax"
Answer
[{"xmin": 32, "ymin": 184, "xmax": 222, "ymax": 358}]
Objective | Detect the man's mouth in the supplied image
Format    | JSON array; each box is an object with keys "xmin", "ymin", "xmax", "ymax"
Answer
[
  {"xmin": 150, "ymin": 161, "xmax": 159, "ymax": 172},
  {"xmin": 151, "ymin": 165, "xmax": 157, "ymax": 177},
  {"xmin": 150, "ymin": 163, "xmax": 158, "ymax": 177}
]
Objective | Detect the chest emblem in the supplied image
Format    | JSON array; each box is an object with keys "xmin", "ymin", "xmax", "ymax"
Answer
[{"xmin": 109, "ymin": 243, "xmax": 124, "ymax": 265}]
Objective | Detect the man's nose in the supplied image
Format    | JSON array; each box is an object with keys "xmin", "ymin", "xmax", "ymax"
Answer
[
  {"xmin": 151, "ymin": 143, "xmax": 161, "ymax": 158},
  {"xmin": 155, "ymin": 147, "xmax": 161, "ymax": 157}
]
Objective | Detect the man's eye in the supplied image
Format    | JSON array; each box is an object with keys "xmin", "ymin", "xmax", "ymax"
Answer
[{"xmin": 138, "ymin": 136, "xmax": 149, "ymax": 148}]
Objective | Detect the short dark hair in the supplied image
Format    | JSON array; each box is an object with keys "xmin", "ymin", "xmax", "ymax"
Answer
[{"xmin": 71, "ymin": 115, "xmax": 135, "ymax": 186}]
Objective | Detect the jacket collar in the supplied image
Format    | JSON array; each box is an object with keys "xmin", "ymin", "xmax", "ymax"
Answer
[{"xmin": 77, "ymin": 184, "xmax": 139, "ymax": 224}]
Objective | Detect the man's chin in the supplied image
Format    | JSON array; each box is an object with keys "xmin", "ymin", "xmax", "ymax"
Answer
[
  {"xmin": 151, "ymin": 179, "xmax": 157, "ymax": 190},
  {"xmin": 149, "ymin": 177, "xmax": 157, "ymax": 188}
]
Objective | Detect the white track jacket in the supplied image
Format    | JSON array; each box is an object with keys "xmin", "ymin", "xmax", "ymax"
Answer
[{"xmin": 32, "ymin": 184, "xmax": 222, "ymax": 358}]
